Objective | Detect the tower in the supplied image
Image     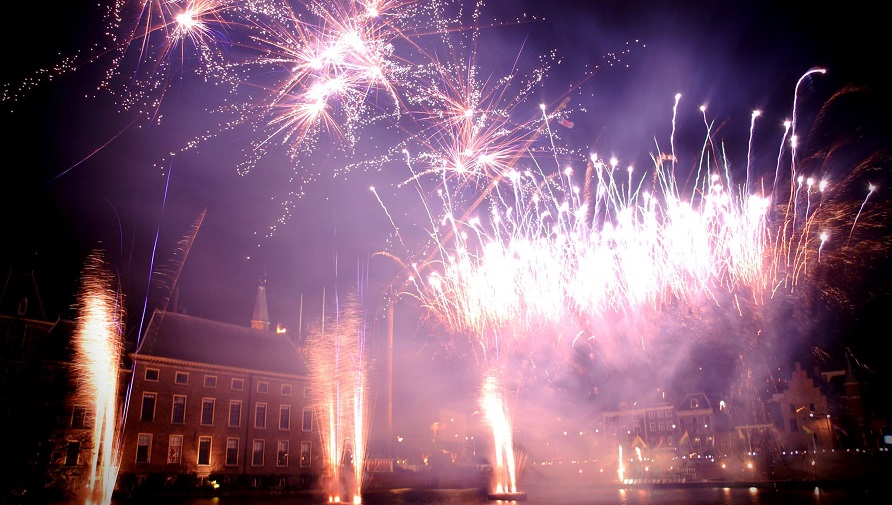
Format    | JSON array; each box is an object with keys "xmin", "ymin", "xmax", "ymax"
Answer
[{"xmin": 251, "ymin": 274, "xmax": 270, "ymax": 331}]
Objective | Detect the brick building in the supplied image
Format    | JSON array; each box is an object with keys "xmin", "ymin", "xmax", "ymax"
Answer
[{"xmin": 117, "ymin": 285, "xmax": 320, "ymax": 494}]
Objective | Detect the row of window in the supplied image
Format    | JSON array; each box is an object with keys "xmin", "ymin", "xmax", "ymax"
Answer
[
  {"xmin": 140, "ymin": 393, "xmax": 313, "ymax": 431},
  {"xmin": 143, "ymin": 368, "xmax": 309, "ymax": 397},
  {"xmin": 135, "ymin": 433, "xmax": 312, "ymax": 468},
  {"xmin": 647, "ymin": 421, "xmax": 675, "ymax": 432}
]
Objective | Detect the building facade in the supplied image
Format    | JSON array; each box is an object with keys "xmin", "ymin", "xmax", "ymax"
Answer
[
  {"xmin": 0, "ymin": 267, "xmax": 72, "ymax": 498},
  {"xmin": 117, "ymin": 303, "xmax": 321, "ymax": 495}
]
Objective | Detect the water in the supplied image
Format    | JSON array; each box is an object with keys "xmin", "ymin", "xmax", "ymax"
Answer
[{"xmin": 109, "ymin": 484, "xmax": 888, "ymax": 505}]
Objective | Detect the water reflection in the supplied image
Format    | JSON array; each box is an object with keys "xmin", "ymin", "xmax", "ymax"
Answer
[{"xmin": 108, "ymin": 485, "xmax": 883, "ymax": 505}]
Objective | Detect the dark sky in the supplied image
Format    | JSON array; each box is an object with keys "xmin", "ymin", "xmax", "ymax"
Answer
[{"xmin": 2, "ymin": 1, "xmax": 890, "ymax": 424}]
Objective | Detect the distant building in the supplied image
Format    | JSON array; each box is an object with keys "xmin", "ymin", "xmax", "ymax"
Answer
[
  {"xmin": 766, "ymin": 362, "xmax": 834, "ymax": 451},
  {"xmin": 116, "ymin": 284, "xmax": 321, "ymax": 495},
  {"xmin": 599, "ymin": 393, "xmax": 716, "ymax": 458},
  {"xmin": 674, "ymin": 392, "xmax": 717, "ymax": 457}
]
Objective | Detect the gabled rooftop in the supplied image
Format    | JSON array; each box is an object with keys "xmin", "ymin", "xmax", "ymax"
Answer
[{"xmin": 135, "ymin": 309, "xmax": 307, "ymax": 377}]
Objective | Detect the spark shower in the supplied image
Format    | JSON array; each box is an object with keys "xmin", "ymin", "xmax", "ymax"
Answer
[{"xmin": 6, "ymin": 0, "xmax": 890, "ymax": 499}]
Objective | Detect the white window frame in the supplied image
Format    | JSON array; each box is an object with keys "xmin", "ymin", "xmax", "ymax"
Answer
[
  {"xmin": 136, "ymin": 433, "xmax": 153, "ymax": 464},
  {"xmin": 277, "ymin": 440, "xmax": 289, "ymax": 467},
  {"xmin": 171, "ymin": 394, "xmax": 187, "ymax": 424},
  {"xmin": 300, "ymin": 441, "xmax": 312, "ymax": 468},
  {"xmin": 197, "ymin": 436, "xmax": 212, "ymax": 466},
  {"xmin": 168, "ymin": 434, "xmax": 183, "ymax": 464},
  {"xmin": 302, "ymin": 407, "xmax": 313, "ymax": 432},
  {"xmin": 229, "ymin": 400, "xmax": 242, "ymax": 427},
  {"xmin": 201, "ymin": 398, "xmax": 216, "ymax": 426},
  {"xmin": 141, "ymin": 392, "xmax": 157, "ymax": 421},
  {"xmin": 255, "ymin": 403, "xmax": 267, "ymax": 429},
  {"xmin": 279, "ymin": 405, "xmax": 291, "ymax": 431},
  {"xmin": 225, "ymin": 437, "xmax": 239, "ymax": 466},
  {"xmin": 252, "ymin": 439, "xmax": 265, "ymax": 467}
]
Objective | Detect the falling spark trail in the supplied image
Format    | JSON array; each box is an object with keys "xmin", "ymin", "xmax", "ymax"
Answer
[
  {"xmin": 746, "ymin": 110, "xmax": 761, "ymax": 192},
  {"xmin": 136, "ymin": 162, "xmax": 174, "ymax": 346},
  {"xmin": 847, "ymin": 183, "xmax": 876, "ymax": 246},
  {"xmin": 48, "ymin": 119, "xmax": 138, "ymax": 184},
  {"xmin": 670, "ymin": 92, "xmax": 682, "ymax": 178},
  {"xmin": 789, "ymin": 68, "xmax": 827, "ymax": 178}
]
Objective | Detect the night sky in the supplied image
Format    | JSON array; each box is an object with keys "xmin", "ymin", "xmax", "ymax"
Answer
[{"xmin": 2, "ymin": 1, "xmax": 891, "ymax": 429}]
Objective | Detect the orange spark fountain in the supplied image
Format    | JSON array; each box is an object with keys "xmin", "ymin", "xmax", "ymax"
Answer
[{"xmin": 73, "ymin": 250, "xmax": 125, "ymax": 505}]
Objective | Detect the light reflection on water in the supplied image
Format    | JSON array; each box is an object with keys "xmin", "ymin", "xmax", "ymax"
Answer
[{"xmin": 111, "ymin": 485, "xmax": 886, "ymax": 505}]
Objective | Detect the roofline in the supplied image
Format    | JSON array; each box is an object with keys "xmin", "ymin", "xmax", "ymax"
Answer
[
  {"xmin": 0, "ymin": 313, "xmax": 57, "ymax": 328},
  {"xmin": 129, "ymin": 353, "xmax": 308, "ymax": 381}
]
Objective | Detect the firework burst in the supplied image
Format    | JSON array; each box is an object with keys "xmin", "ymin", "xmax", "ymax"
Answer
[{"xmin": 374, "ymin": 69, "xmax": 892, "ymax": 480}]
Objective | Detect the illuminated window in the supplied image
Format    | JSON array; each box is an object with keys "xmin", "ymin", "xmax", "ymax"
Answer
[
  {"xmin": 141, "ymin": 393, "xmax": 156, "ymax": 421},
  {"xmin": 279, "ymin": 405, "xmax": 291, "ymax": 430},
  {"xmin": 255, "ymin": 403, "xmax": 267, "ymax": 429},
  {"xmin": 172, "ymin": 395, "xmax": 186, "ymax": 424},
  {"xmin": 201, "ymin": 398, "xmax": 215, "ymax": 425},
  {"xmin": 136, "ymin": 433, "xmax": 152, "ymax": 464},
  {"xmin": 198, "ymin": 436, "xmax": 212, "ymax": 465},
  {"xmin": 229, "ymin": 400, "xmax": 241, "ymax": 427},
  {"xmin": 226, "ymin": 438, "xmax": 239, "ymax": 466},
  {"xmin": 252, "ymin": 440, "xmax": 265, "ymax": 466},
  {"xmin": 277, "ymin": 440, "xmax": 289, "ymax": 467},
  {"xmin": 168, "ymin": 435, "xmax": 183, "ymax": 464},
  {"xmin": 300, "ymin": 441, "xmax": 311, "ymax": 467}
]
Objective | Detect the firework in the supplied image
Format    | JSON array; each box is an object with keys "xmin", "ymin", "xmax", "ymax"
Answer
[
  {"xmin": 480, "ymin": 367, "xmax": 518, "ymax": 494},
  {"xmin": 372, "ymin": 66, "xmax": 892, "ymax": 483},
  {"xmin": 396, "ymin": 70, "xmax": 873, "ymax": 339},
  {"xmin": 73, "ymin": 250, "xmax": 125, "ymax": 505},
  {"xmin": 306, "ymin": 292, "xmax": 371, "ymax": 504}
]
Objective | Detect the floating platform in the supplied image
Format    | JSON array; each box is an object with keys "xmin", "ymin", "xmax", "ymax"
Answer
[{"xmin": 487, "ymin": 491, "xmax": 527, "ymax": 501}]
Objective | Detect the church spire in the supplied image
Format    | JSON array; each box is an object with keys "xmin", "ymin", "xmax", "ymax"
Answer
[{"xmin": 251, "ymin": 273, "xmax": 270, "ymax": 331}]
